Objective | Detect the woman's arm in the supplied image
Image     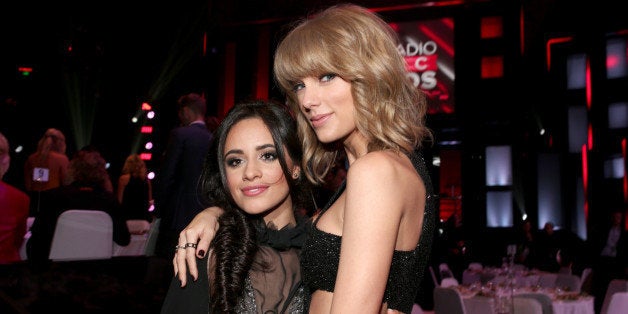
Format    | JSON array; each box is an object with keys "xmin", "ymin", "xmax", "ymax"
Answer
[
  {"xmin": 174, "ymin": 206, "xmax": 224, "ymax": 286},
  {"xmin": 331, "ymin": 153, "xmax": 407, "ymax": 312},
  {"xmin": 147, "ymin": 178, "xmax": 153, "ymax": 203}
]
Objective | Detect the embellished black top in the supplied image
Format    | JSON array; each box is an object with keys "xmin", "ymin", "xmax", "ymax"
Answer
[{"xmin": 300, "ymin": 151, "xmax": 435, "ymax": 313}]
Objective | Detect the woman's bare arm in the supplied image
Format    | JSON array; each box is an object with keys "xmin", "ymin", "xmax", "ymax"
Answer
[{"xmin": 174, "ymin": 206, "xmax": 224, "ymax": 286}]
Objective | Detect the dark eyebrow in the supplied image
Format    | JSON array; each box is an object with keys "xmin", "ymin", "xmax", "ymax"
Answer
[
  {"xmin": 256, "ymin": 143, "xmax": 275, "ymax": 150},
  {"xmin": 224, "ymin": 149, "xmax": 243, "ymax": 157},
  {"xmin": 224, "ymin": 143, "xmax": 275, "ymax": 158}
]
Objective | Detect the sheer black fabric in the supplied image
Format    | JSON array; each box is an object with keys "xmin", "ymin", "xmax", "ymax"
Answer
[{"xmin": 161, "ymin": 218, "xmax": 308, "ymax": 313}]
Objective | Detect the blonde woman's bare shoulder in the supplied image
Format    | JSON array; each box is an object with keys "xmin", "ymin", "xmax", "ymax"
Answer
[
  {"xmin": 348, "ymin": 151, "xmax": 407, "ymax": 182},
  {"xmin": 118, "ymin": 173, "xmax": 131, "ymax": 185}
]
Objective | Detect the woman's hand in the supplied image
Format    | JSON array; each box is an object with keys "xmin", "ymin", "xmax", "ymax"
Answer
[{"xmin": 173, "ymin": 206, "xmax": 224, "ymax": 287}]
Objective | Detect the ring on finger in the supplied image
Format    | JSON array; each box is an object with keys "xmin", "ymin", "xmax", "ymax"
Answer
[{"xmin": 184, "ymin": 243, "xmax": 197, "ymax": 249}]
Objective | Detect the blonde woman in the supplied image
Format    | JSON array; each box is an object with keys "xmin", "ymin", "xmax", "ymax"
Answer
[
  {"xmin": 23, "ymin": 128, "xmax": 69, "ymax": 192},
  {"xmin": 117, "ymin": 154, "xmax": 153, "ymax": 221}
]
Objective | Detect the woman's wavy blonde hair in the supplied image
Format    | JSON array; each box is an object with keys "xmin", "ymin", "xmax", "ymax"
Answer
[
  {"xmin": 274, "ymin": 4, "xmax": 432, "ymax": 184},
  {"xmin": 121, "ymin": 154, "xmax": 147, "ymax": 179}
]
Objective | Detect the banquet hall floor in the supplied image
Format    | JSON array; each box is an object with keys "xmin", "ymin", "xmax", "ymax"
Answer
[{"xmin": 0, "ymin": 256, "xmax": 173, "ymax": 313}]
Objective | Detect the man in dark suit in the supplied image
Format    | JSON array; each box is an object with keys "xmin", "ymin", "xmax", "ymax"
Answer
[{"xmin": 155, "ymin": 93, "xmax": 213, "ymax": 260}]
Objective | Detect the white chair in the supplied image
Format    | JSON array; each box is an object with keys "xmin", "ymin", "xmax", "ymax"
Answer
[
  {"xmin": 606, "ymin": 291, "xmax": 628, "ymax": 314},
  {"xmin": 601, "ymin": 279, "xmax": 628, "ymax": 314},
  {"xmin": 48, "ymin": 209, "xmax": 113, "ymax": 261},
  {"xmin": 433, "ymin": 286, "xmax": 466, "ymax": 314},
  {"xmin": 513, "ymin": 296, "xmax": 543, "ymax": 314},
  {"xmin": 113, "ymin": 219, "xmax": 151, "ymax": 257}
]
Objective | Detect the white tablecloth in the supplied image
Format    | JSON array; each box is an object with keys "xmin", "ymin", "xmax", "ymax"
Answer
[
  {"xmin": 552, "ymin": 297, "xmax": 594, "ymax": 314},
  {"xmin": 462, "ymin": 292, "xmax": 594, "ymax": 314}
]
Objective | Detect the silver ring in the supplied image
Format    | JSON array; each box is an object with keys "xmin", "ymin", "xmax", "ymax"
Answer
[
  {"xmin": 184, "ymin": 243, "xmax": 197, "ymax": 249},
  {"xmin": 175, "ymin": 245, "xmax": 186, "ymax": 250}
]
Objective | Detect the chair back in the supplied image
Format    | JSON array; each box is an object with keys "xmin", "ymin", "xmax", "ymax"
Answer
[
  {"xmin": 433, "ymin": 286, "xmax": 466, "ymax": 314},
  {"xmin": 516, "ymin": 293, "xmax": 553, "ymax": 314},
  {"xmin": 606, "ymin": 291, "xmax": 628, "ymax": 314},
  {"xmin": 556, "ymin": 273, "xmax": 581, "ymax": 293},
  {"xmin": 601, "ymin": 279, "xmax": 628, "ymax": 314},
  {"xmin": 49, "ymin": 209, "xmax": 113, "ymax": 261},
  {"xmin": 513, "ymin": 296, "xmax": 543, "ymax": 314}
]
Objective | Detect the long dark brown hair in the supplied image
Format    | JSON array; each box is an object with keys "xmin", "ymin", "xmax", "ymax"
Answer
[{"xmin": 199, "ymin": 99, "xmax": 309, "ymax": 313}]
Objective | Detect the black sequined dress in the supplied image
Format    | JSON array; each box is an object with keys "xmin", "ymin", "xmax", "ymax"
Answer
[{"xmin": 300, "ymin": 151, "xmax": 435, "ymax": 313}]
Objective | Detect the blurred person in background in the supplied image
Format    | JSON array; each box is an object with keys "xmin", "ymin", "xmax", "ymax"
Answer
[
  {"xmin": 154, "ymin": 92, "xmax": 213, "ymax": 261},
  {"xmin": 0, "ymin": 132, "xmax": 30, "ymax": 264},
  {"xmin": 23, "ymin": 128, "xmax": 69, "ymax": 192},
  {"xmin": 23, "ymin": 128, "xmax": 69, "ymax": 215},
  {"xmin": 116, "ymin": 154, "xmax": 153, "ymax": 222},
  {"xmin": 515, "ymin": 219, "xmax": 538, "ymax": 268},
  {"xmin": 26, "ymin": 149, "xmax": 130, "ymax": 266},
  {"xmin": 588, "ymin": 208, "xmax": 628, "ymax": 310}
]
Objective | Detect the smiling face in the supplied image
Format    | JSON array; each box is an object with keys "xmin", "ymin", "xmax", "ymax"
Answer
[
  {"xmin": 294, "ymin": 74, "xmax": 357, "ymax": 144},
  {"xmin": 223, "ymin": 118, "xmax": 296, "ymax": 222}
]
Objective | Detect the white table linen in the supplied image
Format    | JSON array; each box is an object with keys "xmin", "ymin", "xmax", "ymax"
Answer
[{"xmin": 456, "ymin": 286, "xmax": 594, "ymax": 314}]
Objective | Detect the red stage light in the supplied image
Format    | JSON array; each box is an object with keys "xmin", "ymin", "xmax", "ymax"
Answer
[
  {"xmin": 18, "ymin": 66, "xmax": 33, "ymax": 76},
  {"xmin": 141, "ymin": 126, "xmax": 153, "ymax": 134}
]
